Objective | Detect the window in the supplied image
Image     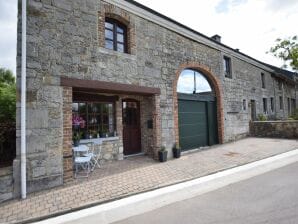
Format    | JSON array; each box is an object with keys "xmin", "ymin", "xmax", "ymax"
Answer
[
  {"xmin": 278, "ymin": 80, "xmax": 282, "ymax": 90},
  {"xmin": 261, "ymin": 73, "xmax": 265, "ymax": 89},
  {"xmin": 263, "ymin": 98, "xmax": 267, "ymax": 113},
  {"xmin": 242, "ymin": 99, "xmax": 246, "ymax": 111},
  {"xmin": 223, "ymin": 56, "xmax": 232, "ymax": 78},
  {"xmin": 105, "ymin": 18, "xmax": 127, "ymax": 53},
  {"xmin": 270, "ymin": 97, "xmax": 274, "ymax": 112},
  {"xmin": 279, "ymin": 96, "xmax": 283, "ymax": 110},
  {"xmin": 177, "ymin": 69, "xmax": 212, "ymax": 94},
  {"xmin": 72, "ymin": 102, "xmax": 115, "ymax": 139},
  {"xmin": 288, "ymin": 98, "xmax": 291, "ymax": 113},
  {"xmin": 292, "ymin": 98, "xmax": 296, "ymax": 110}
]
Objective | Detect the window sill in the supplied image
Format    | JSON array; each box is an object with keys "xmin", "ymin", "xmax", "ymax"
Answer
[
  {"xmin": 80, "ymin": 137, "xmax": 119, "ymax": 145},
  {"xmin": 98, "ymin": 47, "xmax": 136, "ymax": 60}
]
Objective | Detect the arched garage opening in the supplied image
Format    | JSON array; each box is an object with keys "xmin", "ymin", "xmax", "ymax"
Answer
[{"xmin": 174, "ymin": 65, "xmax": 223, "ymax": 151}]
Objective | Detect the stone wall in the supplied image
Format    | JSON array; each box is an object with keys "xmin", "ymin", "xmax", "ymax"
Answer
[
  {"xmin": 250, "ymin": 121, "xmax": 298, "ymax": 139},
  {"xmin": 100, "ymin": 139, "xmax": 123, "ymax": 161},
  {"xmin": 0, "ymin": 167, "xmax": 13, "ymax": 202}
]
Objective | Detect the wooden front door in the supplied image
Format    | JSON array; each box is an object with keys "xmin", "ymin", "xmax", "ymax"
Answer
[{"xmin": 122, "ymin": 100, "xmax": 141, "ymax": 155}]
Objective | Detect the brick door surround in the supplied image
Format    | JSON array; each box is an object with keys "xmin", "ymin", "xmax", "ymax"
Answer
[{"xmin": 173, "ymin": 62, "xmax": 224, "ymax": 145}]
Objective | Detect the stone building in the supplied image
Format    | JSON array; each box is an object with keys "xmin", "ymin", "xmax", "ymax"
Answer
[{"xmin": 9, "ymin": 0, "xmax": 298, "ymax": 199}]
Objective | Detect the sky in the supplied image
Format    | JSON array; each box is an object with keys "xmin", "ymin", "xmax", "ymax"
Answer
[{"xmin": 0, "ymin": 0, "xmax": 297, "ymax": 75}]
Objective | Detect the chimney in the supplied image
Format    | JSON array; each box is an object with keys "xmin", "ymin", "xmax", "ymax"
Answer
[{"xmin": 211, "ymin": 34, "xmax": 221, "ymax": 43}]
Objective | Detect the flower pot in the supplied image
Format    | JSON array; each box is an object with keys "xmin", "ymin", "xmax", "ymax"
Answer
[
  {"xmin": 73, "ymin": 139, "xmax": 80, "ymax": 147},
  {"xmin": 158, "ymin": 150, "xmax": 168, "ymax": 162},
  {"xmin": 172, "ymin": 147, "xmax": 181, "ymax": 158}
]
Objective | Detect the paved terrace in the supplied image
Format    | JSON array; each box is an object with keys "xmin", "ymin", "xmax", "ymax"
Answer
[{"xmin": 0, "ymin": 137, "xmax": 297, "ymax": 224}]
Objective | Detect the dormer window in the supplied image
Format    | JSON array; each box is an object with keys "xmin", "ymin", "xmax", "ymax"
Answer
[{"xmin": 105, "ymin": 18, "xmax": 127, "ymax": 53}]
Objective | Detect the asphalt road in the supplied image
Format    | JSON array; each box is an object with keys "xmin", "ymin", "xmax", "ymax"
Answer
[{"xmin": 113, "ymin": 162, "xmax": 298, "ymax": 224}]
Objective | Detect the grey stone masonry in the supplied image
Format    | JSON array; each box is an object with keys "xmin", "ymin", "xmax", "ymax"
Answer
[
  {"xmin": 0, "ymin": 167, "xmax": 13, "ymax": 202},
  {"xmin": 13, "ymin": 0, "xmax": 297, "ymax": 197},
  {"xmin": 250, "ymin": 121, "xmax": 298, "ymax": 139}
]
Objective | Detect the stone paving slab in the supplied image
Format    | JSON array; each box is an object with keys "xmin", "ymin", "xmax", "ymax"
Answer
[{"xmin": 0, "ymin": 137, "xmax": 297, "ymax": 224}]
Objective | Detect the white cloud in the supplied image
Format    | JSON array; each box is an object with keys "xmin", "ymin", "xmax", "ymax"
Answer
[{"xmin": 137, "ymin": 0, "xmax": 298, "ymax": 71}]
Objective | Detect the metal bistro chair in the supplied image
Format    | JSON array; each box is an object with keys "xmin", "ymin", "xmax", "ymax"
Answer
[
  {"xmin": 73, "ymin": 144, "xmax": 92, "ymax": 178},
  {"xmin": 74, "ymin": 155, "xmax": 92, "ymax": 178},
  {"xmin": 81, "ymin": 142, "xmax": 102, "ymax": 171}
]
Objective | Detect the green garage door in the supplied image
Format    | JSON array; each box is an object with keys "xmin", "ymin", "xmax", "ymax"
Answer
[{"xmin": 178, "ymin": 94, "xmax": 218, "ymax": 151}]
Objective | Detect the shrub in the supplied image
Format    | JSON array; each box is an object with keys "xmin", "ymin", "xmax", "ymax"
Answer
[
  {"xmin": 257, "ymin": 114, "xmax": 267, "ymax": 121},
  {"xmin": 290, "ymin": 108, "xmax": 298, "ymax": 120}
]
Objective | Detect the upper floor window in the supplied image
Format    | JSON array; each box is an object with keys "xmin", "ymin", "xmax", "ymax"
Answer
[
  {"xmin": 105, "ymin": 18, "xmax": 127, "ymax": 53},
  {"xmin": 279, "ymin": 96, "xmax": 283, "ymax": 110},
  {"xmin": 261, "ymin": 73, "xmax": 265, "ymax": 88},
  {"xmin": 278, "ymin": 80, "xmax": 282, "ymax": 90},
  {"xmin": 223, "ymin": 56, "xmax": 232, "ymax": 78}
]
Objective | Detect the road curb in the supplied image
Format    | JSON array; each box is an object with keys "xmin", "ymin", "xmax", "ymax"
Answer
[{"xmin": 34, "ymin": 148, "xmax": 298, "ymax": 224}]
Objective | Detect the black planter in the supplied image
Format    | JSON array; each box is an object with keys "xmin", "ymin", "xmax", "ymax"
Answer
[
  {"xmin": 158, "ymin": 150, "xmax": 168, "ymax": 162},
  {"xmin": 172, "ymin": 147, "xmax": 181, "ymax": 158}
]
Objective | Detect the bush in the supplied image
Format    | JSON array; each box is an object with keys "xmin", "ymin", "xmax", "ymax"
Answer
[
  {"xmin": 290, "ymin": 108, "xmax": 298, "ymax": 120},
  {"xmin": 257, "ymin": 114, "xmax": 267, "ymax": 121},
  {"xmin": 0, "ymin": 68, "xmax": 16, "ymax": 123}
]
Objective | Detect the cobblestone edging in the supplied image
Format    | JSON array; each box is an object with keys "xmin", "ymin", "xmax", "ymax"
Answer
[{"xmin": 250, "ymin": 121, "xmax": 298, "ymax": 139}]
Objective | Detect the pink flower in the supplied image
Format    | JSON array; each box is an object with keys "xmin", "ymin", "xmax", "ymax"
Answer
[{"xmin": 72, "ymin": 115, "xmax": 85, "ymax": 128}]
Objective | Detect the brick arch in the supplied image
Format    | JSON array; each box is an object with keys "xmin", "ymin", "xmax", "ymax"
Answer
[{"xmin": 173, "ymin": 62, "xmax": 224, "ymax": 146}]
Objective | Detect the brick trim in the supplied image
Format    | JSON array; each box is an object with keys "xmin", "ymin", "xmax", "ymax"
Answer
[
  {"xmin": 62, "ymin": 87, "xmax": 73, "ymax": 181},
  {"xmin": 173, "ymin": 62, "xmax": 224, "ymax": 145}
]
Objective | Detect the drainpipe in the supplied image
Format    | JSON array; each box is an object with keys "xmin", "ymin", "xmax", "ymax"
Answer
[{"xmin": 21, "ymin": 0, "xmax": 27, "ymax": 199}]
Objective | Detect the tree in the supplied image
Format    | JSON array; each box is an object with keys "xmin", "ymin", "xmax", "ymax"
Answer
[
  {"xmin": 0, "ymin": 68, "xmax": 15, "ymax": 86},
  {"xmin": 268, "ymin": 36, "xmax": 298, "ymax": 71},
  {"xmin": 0, "ymin": 68, "xmax": 16, "ymax": 122}
]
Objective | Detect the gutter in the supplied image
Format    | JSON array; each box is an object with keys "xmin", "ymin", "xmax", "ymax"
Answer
[{"xmin": 21, "ymin": 0, "xmax": 27, "ymax": 199}]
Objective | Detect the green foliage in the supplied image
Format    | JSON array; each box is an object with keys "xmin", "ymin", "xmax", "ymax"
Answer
[
  {"xmin": 72, "ymin": 132, "xmax": 81, "ymax": 141},
  {"xmin": 0, "ymin": 68, "xmax": 15, "ymax": 86},
  {"xmin": 160, "ymin": 146, "xmax": 166, "ymax": 152},
  {"xmin": 172, "ymin": 142, "xmax": 181, "ymax": 150},
  {"xmin": 257, "ymin": 114, "xmax": 267, "ymax": 121},
  {"xmin": 0, "ymin": 68, "xmax": 16, "ymax": 122},
  {"xmin": 268, "ymin": 36, "xmax": 298, "ymax": 71},
  {"xmin": 290, "ymin": 108, "xmax": 298, "ymax": 120}
]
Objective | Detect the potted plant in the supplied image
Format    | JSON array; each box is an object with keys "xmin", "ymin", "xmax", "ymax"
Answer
[
  {"xmin": 73, "ymin": 132, "xmax": 80, "ymax": 147},
  {"xmin": 172, "ymin": 143, "xmax": 181, "ymax": 158},
  {"xmin": 158, "ymin": 146, "xmax": 168, "ymax": 162}
]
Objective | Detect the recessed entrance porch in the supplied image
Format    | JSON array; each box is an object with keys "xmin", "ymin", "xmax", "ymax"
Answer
[{"xmin": 61, "ymin": 77, "xmax": 161, "ymax": 181}]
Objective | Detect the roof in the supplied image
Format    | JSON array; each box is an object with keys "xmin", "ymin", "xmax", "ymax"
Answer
[{"xmin": 124, "ymin": 0, "xmax": 297, "ymax": 83}]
